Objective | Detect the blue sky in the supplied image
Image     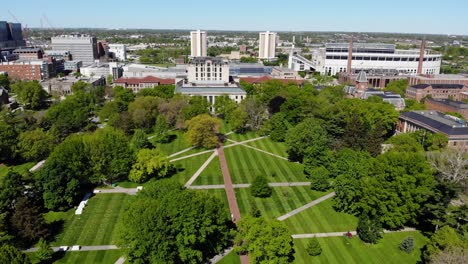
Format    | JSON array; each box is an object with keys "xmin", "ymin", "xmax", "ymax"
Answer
[{"xmin": 2, "ymin": 0, "xmax": 467, "ymax": 35}]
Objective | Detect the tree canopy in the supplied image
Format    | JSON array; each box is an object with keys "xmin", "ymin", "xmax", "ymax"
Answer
[{"xmin": 186, "ymin": 114, "xmax": 221, "ymax": 148}]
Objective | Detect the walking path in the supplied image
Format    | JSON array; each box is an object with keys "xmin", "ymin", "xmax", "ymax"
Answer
[
  {"xmin": 292, "ymin": 228, "xmax": 417, "ymax": 239},
  {"xmin": 93, "ymin": 186, "xmax": 138, "ymax": 195},
  {"xmin": 114, "ymin": 257, "xmax": 125, "ymax": 264},
  {"xmin": 218, "ymin": 144, "xmax": 241, "ymax": 223},
  {"xmin": 209, "ymin": 247, "xmax": 233, "ymax": 263},
  {"xmin": 188, "ymin": 182, "xmax": 311, "ymax": 190},
  {"xmin": 277, "ymin": 192, "xmax": 336, "ymax": 221},
  {"xmin": 168, "ymin": 146, "xmax": 196, "ymax": 158},
  {"xmin": 226, "ymin": 138, "xmax": 288, "ymax": 161},
  {"xmin": 24, "ymin": 245, "xmax": 118, "ymax": 253},
  {"xmin": 184, "ymin": 150, "xmax": 218, "ymax": 187}
]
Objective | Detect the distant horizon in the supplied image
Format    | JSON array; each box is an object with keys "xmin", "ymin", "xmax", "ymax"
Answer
[
  {"xmin": 26, "ymin": 27, "xmax": 468, "ymax": 37},
  {"xmin": 2, "ymin": 0, "xmax": 468, "ymax": 36}
]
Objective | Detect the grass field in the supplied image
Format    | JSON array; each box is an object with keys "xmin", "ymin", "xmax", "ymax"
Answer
[
  {"xmin": 226, "ymin": 131, "xmax": 262, "ymax": 142},
  {"xmin": 53, "ymin": 250, "xmax": 123, "ymax": 264},
  {"xmin": 224, "ymin": 146, "xmax": 307, "ymax": 184},
  {"xmin": 218, "ymin": 251, "xmax": 240, "ymax": 264},
  {"xmin": 283, "ymin": 198, "xmax": 357, "ymax": 234},
  {"xmin": 0, "ymin": 162, "xmax": 35, "ymax": 178},
  {"xmin": 170, "ymin": 152, "xmax": 214, "ymax": 184},
  {"xmin": 293, "ymin": 232, "xmax": 428, "ymax": 264},
  {"xmin": 150, "ymin": 131, "xmax": 192, "ymax": 156},
  {"xmin": 236, "ymin": 187, "xmax": 327, "ymax": 219},
  {"xmin": 192, "ymin": 156, "xmax": 223, "ymax": 185},
  {"xmin": 45, "ymin": 194, "xmax": 128, "ymax": 246},
  {"xmin": 243, "ymin": 138, "xmax": 288, "ymax": 158}
]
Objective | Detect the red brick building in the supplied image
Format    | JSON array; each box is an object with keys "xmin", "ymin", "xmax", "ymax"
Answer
[
  {"xmin": 0, "ymin": 63, "xmax": 42, "ymax": 80},
  {"xmin": 405, "ymin": 83, "xmax": 468, "ymax": 102},
  {"xmin": 425, "ymin": 98, "xmax": 468, "ymax": 119},
  {"xmin": 408, "ymin": 74, "xmax": 468, "ymax": 86},
  {"xmin": 113, "ymin": 76, "xmax": 174, "ymax": 93}
]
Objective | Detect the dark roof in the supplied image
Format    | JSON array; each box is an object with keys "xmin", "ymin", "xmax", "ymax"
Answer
[
  {"xmin": 426, "ymin": 98, "xmax": 468, "ymax": 109},
  {"xmin": 400, "ymin": 111, "xmax": 468, "ymax": 137},
  {"xmin": 114, "ymin": 76, "xmax": 174, "ymax": 85},
  {"xmin": 410, "ymin": 84, "xmax": 430, "ymax": 89},
  {"xmin": 410, "ymin": 83, "xmax": 465, "ymax": 89}
]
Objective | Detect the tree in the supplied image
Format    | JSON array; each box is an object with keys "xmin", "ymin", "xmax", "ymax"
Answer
[
  {"xmin": 213, "ymin": 95, "xmax": 237, "ymax": 119},
  {"xmin": 384, "ymin": 79, "xmax": 408, "ymax": 97},
  {"xmin": 0, "ymin": 171, "xmax": 25, "ymax": 213},
  {"xmin": 183, "ymin": 96, "xmax": 210, "ymax": 120},
  {"xmin": 36, "ymin": 135, "xmax": 91, "ymax": 210},
  {"xmin": 285, "ymin": 118, "xmax": 329, "ymax": 162},
  {"xmin": 130, "ymin": 129, "xmax": 150, "ymax": 150},
  {"xmin": 113, "ymin": 86, "xmax": 135, "ymax": 107},
  {"xmin": 0, "ymin": 74, "xmax": 10, "ymax": 91},
  {"xmin": 83, "ymin": 128, "xmax": 134, "ymax": 184},
  {"xmin": 242, "ymin": 97, "xmax": 267, "ymax": 130},
  {"xmin": 356, "ymin": 212, "xmax": 383, "ymax": 244},
  {"xmin": 427, "ymin": 148, "xmax": 468, "ymax": 191},
  {"xmin": 36, "ymin": 238, "xmax": 54, "ymax": 263},
  {"xmin": 128, "ymin": 96, "xmax": 161, "ymax": 130},
  {"xmin": 228, "ymin": 107, "xmax": 248, "ymax": 132},
  {"xmin": 0, "ymin": 122, "xmax": 17, "ymax": 162},
  {"xmin": 306, "ymin": 237, "xmax": 322, "ymax": 256},
  {"xmin": 117, "ymin": 180, "xmax": 230, "ymax": 263},
  {"xmin": 16, "ymin": 128, "xmax": 55, "ymax": 161},
  {"xmin": 234, "ymin": 216, "xmax": 294, "ymax": 263},
  {"xmin": 129, "ymin": 148, "xmax": 172, "ymax": 183},
  {"xmin": 404, "ymin": 99, "xmax": 426, "ymax": 111},
  {"xmin": 309, "ymin": 167, "xmax": 331, "ymax": 191},
  {"xmin": 386, "ymin": 133, "xmax": 424, "ymax": 153},
  {"xmin": 424, "ymin": 226, "xmax": 467, "ymax": 261},
  {"xmin": 430, "ymin": 246, "xmax": 468, "ymax": 264},
  {"xmin": 11, "ymin": 81, "xmax": 48, "ymax": 110},
  {"xmin": 250, "ymin": 176, "xmax": 272, "ymax": 198},
  {"xmin": 186, "ymin": 114, "xmax": 221, "ymax": 148},
  {"xmin": 249, "ymin": 202, "xmax": 262, "ymax": 218},
  {"xmin": 10, "ymin": 196, "xmax": 50, "ymax": 246},
  {"xmin": 0, "ymin": 244, "xmax": 30, "ymax": 264},
  {"xmin": 400, "ymin": 236, "xmax": 415, "ymax": 253},
  {"xmin": 265, "ymin": 112, "xmax": 291, "ymax": 142}
]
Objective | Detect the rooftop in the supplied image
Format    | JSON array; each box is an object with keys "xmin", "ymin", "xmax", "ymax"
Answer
[
  {"xmin": 189, "ymin": 57, "xmax": 227, "ymax": 65},
  {"xmin": 114, "ymin": 76, "xmax": 174, "ymax": 85},
  {"xmin": 410, "ymin": 83, "xmax": 466, "ymax": 90},
  {"xmin": 400, "ymin": 111, "xmax": 468, "ymax": 136},
  {"xmin": 412, "ymin": 74, "xmax": 468, "ymax": 80},
  {"xmin": 426, "ymin": 98, "xmax": 468, "ymax": 109}
]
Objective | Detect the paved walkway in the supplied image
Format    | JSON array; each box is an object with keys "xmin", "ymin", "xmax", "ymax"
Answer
[
  {"xmin": 169, "ymin": 149, "xmax": 215, "ymax": 162},
  {"xmin": 226, "ymin": 138, "xmax": 289, "ymax": 161},
  {"xmin": 277, "ymin": 192, "xmax": 336, "ymax": 221},
  {"xmin": 94, "ymin": 186, "xmax": 138, "ymax": 195},
  {"xmin": 24, "ymin": 245, "xmax": 118, "ymax": 252},
  {"xmin": 168, "ymin": 146, "xmax": 196, "ymax": 158},
  {"xmin": 209, "ymin": 247, "xmax": 234, "ymax": 263},
  {"xmin": 184, "ymin": 150, "xmax": 218, "ymax": 187},
  {"xmin": 114, "ymin": 257, "xmax": 125, "ymax": 264},
  {"xmin": 292, "ymin": 228, "xmax": 417, "ymax": 239},
  {"xmin": 218, "ymin": 144, "xmax": 241, "ymax": 223},
  {"xmin": 223, "ymin": 136, "xmax": 268, "ymax": 149},
  {"xmin": 188, "ymin": 182, "xmax": 311, "ymax": 190}
]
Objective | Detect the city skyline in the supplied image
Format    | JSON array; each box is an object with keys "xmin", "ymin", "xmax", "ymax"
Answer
[{"xmin": 1, "ymin": 0, "xmax": 467, "ymax": 36}]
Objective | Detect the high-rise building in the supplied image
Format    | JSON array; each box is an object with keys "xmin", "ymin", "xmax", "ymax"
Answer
[
  {"xmin": 0, "ymin": 21, "xmax": 26, "ymax": 48},
  {"xmin": 190, "ymin": 30, "xmax": 207, "ymax": 57},
  {"xmin": 51, "ymin": 35, "xmax": 98, "ymax": 65},
  {"xmin": 258, "ymin": 31, "xmax": 277, "ymax": 60},
  {"xmin": 108, "ymin": 44, "xmax": 127, "ymax": 61}
]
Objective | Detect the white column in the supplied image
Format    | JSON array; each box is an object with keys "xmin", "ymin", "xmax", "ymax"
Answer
[{"xmin": 197, "ymin": 30, "xmax": 201, "ymax": 57}]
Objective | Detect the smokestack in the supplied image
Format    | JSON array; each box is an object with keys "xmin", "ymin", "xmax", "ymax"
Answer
[
  {"xmin": 417, "ymin": 39, "xmax": 426, "ymax": 75},
  {"xmin": 347, "ymin": 36, "xmax": 353, "ymax": 74}
]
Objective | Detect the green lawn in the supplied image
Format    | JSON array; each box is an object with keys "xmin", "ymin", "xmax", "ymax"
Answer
[
  {"xmin": 46, "ymin": 194, "xmax": 128, "ymax": 246},
  {"xmin": 226, "ymin": 131, "xmax": 261, "ymax": 142},
  {"xmin": 236, "ymin": 187, "xmax": 327, "ymax": 219},
  {"xmin": 170, "ymin": 152, "xmax": 214, "ymax": 184},
  {"xmin": 150, "ymin": 131, "xmax": 192, "ymax": 156},
  {"xmin": 0, "ymin": 162, "xmax": 35, "ymax": 178},
  {"xmin": 283, "ymin": 198, "xmax": 357, "ymax": 234},
  {"xmin": 53, "ymin": 250, "xmax": 123, "ymax": 264},
  {"xmin": 225, "ymin": 146, "xmax": 307, "ymax": 184},
  {"xmin": 191, "ymin": 156, "xmax": 223, "ymax": 185},
  {"xmin": 218, "ymin": 251, "xmax": 240, "ymax": 264},
  {"xmin": 243, "ymin": 137, "xmax": 288, "ymax": 158},
  {"xmin": 219, "ymin": 120, "xmax": 232, "ymax": 134},
  {"xmin": 293, "ymin": 232, "xmax": 428, "ymax": 264}
]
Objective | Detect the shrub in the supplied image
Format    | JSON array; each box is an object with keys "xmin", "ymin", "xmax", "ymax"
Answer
[{"xmin": 400, "ymin": 236, "xmax": 415, "ymax": 253}]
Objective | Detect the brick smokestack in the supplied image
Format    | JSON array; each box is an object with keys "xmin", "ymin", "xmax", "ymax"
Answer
[
  {"xmin": 417, "ymin": 39, "xmax": 426, "ymax": 75},
  {"xmin": 347, "ymin": 36, "xmax": 353, "ymax": 74}
]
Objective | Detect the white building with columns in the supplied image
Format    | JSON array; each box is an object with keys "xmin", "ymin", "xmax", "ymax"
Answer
[
  {"xmin": 190, "ymin": 30, "xmax": 207, "ymax": 57},
  {"xmin": 258, "ymin": 31, "xmax": 277, "ymax": 61},
  {"xmin": 175, "ymin": 57, "xmax": 246, "ymax": 108}
]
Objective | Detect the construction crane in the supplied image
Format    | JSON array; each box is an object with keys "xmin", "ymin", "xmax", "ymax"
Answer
[{"xmin": 8, "ymin": 10, "xmax": 29, "ymax": 45}]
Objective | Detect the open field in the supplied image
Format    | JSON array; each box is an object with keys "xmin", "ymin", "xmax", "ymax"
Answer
[
  {"xmin": 224, "ymin": 146, "xmax": 307, "ymax": 184},
  {"xmin": 191, "ymin": 156, "xmax": 223, "ymax": 185},
  {"xmin": 0, "ymin": 162, "xmax": 35, "ymax": 179},
  {"xmin": 226, "ymin": 131, "xmax": 262, "ymax": 142},
  {"xmin": 150, "ymin": 131, "xmax": 191, "ymax": 156},
  {"xmin": 283, "ymin": 198, "xmax": 357, "ymax": 234},
  {"xmin": 236, "ymin": 187, "xmax": 326, "ymax": 219},
  {"xmin": 171, "ymin": 152, "xmax": 214, "ymax": 184},
  {"xmin": 53, "ymin": 250, "xmax": 123, "ymax": 264},
  {"xmin": 243, "ymin": 137, "xmax": 288, "ymax": 158},
  {"xmin": 293, "ymin": 232, "xmax": 428, "ymax": 264},
  {"xmin": 45, "ymin": 194, "xmax": 128, "ymax": 246},
  {"xmin": 218, "ymin": 251, "xmax": 240, "ymax": 264}
]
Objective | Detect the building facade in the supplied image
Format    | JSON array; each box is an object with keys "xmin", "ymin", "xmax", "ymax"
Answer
[
  {"xmin": 113, "ymin": 76, "xmax": 174, "ymax": 93},
  {"xmin": 425, "ymin": 99, "xmax": 468, "ymax": 120},
  {"xmin": 0, "ymin": 61, "xmax": 43, "ymax": 80},
  {"xmin": 51, "ymin": 35, "xmax": 98, "ymax": 65},
  {"xmin": 0, "ymin": 21, "xmax": 26, "ymax": 49},
  {"xmin": 41, "ymin": 76, "xmax": 106, "ymax": 96},
  {"xmin": 108, "ymin": 44, "xmax": 127, "ymax": 61},
  {"xmin": 405, "ymin": 83, "xmax": 468, "ymax": 102},
  {"xmin": 187, "ymin": 57, "xmax": 229, "ymax": 84},
  {"xmin": 190, "ymin": 30, "xmax": 207, "ymax": 57},
  {"xmin": 315, "ymin": 43, "xmax": 441, "ymax": 76},
  {"xmin": 258, "ymin": 31, "xmax": 277, "ymax": 60},
  {"xmin": 408, "ymin": 74, "xmax": 468, "ymax": 86},
  {"xmin": 13, "ymin": 48, "xmax": 44, "ymax": 60},
  {"xmin": 397, "ymin": 111, "xmax": 468, "ymax": 151}
]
